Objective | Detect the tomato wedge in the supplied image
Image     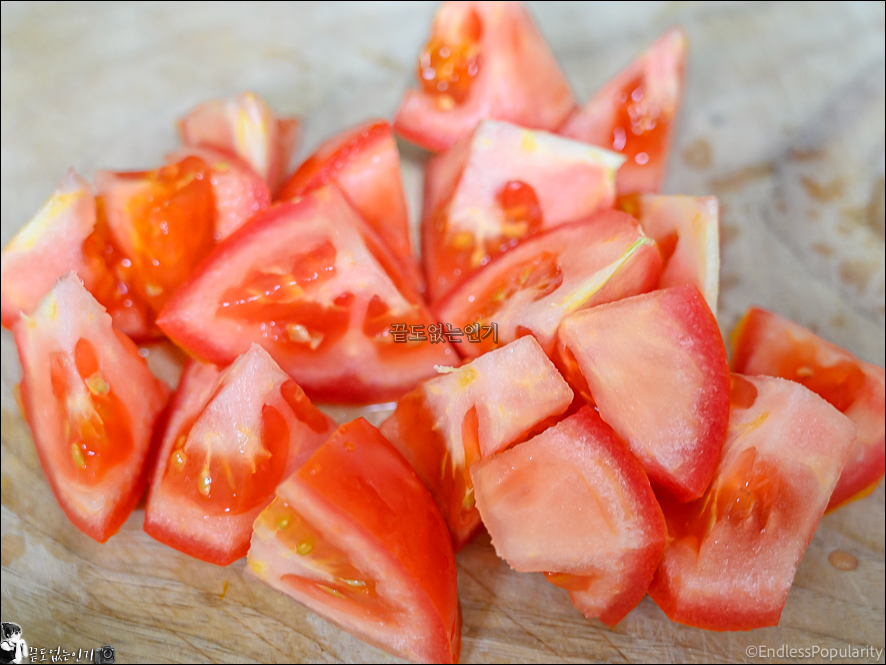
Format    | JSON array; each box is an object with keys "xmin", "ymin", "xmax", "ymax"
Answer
[
  {"xmin": 248, "ymin": 418, "xmax": 460, "ymax": 663},
  {"xmin": 435, "ymin": 213, "xmax": 662, "ymax": 358},
  {"xmin": 423, "ymin": 119, "xmax": 625, "ymax": 301},
  {"xmin": 649, "ymin": 374, "xmax": 857, "ymax": 630},
  {"xmin": 144, "ymin": 345, "xmax": 335, "ymax": 565},
  {"xmin": 13, "ymin": 274, "xmax": 169, "ymax": 542},
  {"xmin": 95, "ymin": 156, "xmax": 216, "ymax": 316},
  {"xmin": 179, "ymin": 91, "xmax": 299, "ymax": 194},
  {"xmin": 472, "ymin": 406, "xmax": 667, "ymax": 627},
  {"xmin": 380, "ymin": 336, "xmax": 573, "ymax": 550},
  {"xmin": 619, "ymin": 194, "xmax": 720, "ymax": 311},
  {"xmin": 394, "ymin": 1, "xmax": 575, "ymax": 152},
  {"xmin": 731, "ymin": 307, "xmax": 885, "ymax": 511},
  {"xmin": 276, "ymin": 119, "xmax": 420, "ymax": 287},
  {"xmin": 158, "ymin": 186, "xmax": 455, "ymax": 403},
  {"xmin": 559, "ymin": 28, "xmax": 686, "ymax": 194},
  {"xmin": 558, "ymin": 285, "xmax": 729, "ymax": 501},
  {"xmin": 167, "ymin": 145, "xmax": 271, "ymax": 241},
  {"xmin": 2, "ymin": 170, "xmax": 96, "ymax": 329}
]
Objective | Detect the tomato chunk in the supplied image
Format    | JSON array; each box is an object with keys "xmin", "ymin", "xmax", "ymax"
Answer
[
  {"xmin": 380, "ymin": 336, "xmax": 573, "ymax": 549},
  {"xmin": 13, "ymin": 274, "xmax": 169, "ymax": 542},
  {"xmin": 435, "ymin": 213, "xmax": 662, "ymax": 358},
  {"xmin": 423, "ymin": 119, "xmax": 625, "ymax": 301},
  {"xmin": 2, "ymin": 170, "xmax": 96, "ymax": 329},
  {"xmin": 144, "ymin": 345, "xmax": 334, "ymax": 565},
  {"xmin": 248, "ymin": 418, "xmax": 460, "ymax": 663},
  {"xmin": 158, "ymin": 186, "xmax": 454, "ymax": 403},
  {"xmin": 558, "ymin": 286, "xmax": 730, "ymax": 501},
  {"xmin": 649, "ymin": 374, "xmax": 857, "ymax": 630},
  {"xmin": 95, "ymin": 156, "xmax": 216, "ymax": 315},
  {"xmin": 277, "ymin": 119, "xmax": 420, "ymax": 288},
  {"xmin": 559, "ymin": 28, "xmax": 686, "ymax": 194},
  {"xmin": 472, "ymin": 406, "xmax": 667, "ymax": 626},
  {"xmin": 731, "ymin": 307, "xmax": 885, "ymax": 511},
  {"xmin": 394, "ymin": 1, "xmax": 575, "ymax": 152},
  {"xmin": 168, "ymin": 145, "xmax": 271, "ymax": 241},
  {"xmin": 619, "ymin": 194, "xmax": 720, "ymax": 311},
  {"xmin": 179, "ymin": 91, "xmax": 299, "ymax": 194}
]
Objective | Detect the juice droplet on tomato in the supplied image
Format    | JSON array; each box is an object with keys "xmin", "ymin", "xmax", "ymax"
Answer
[
  {"xmin": 50, "ymin": 338, "xmax": 133, "ymax": 485},
  {"xmin": 81, "ymin": 198, "xmax": 153, "ymax": 334},
  {"xmin": 612, "ymin": 74, "xmax": 670, "ymax": 167},
  {"xmin": 418, "ymin": 8, "xmax": 482, "ymax": 107}
]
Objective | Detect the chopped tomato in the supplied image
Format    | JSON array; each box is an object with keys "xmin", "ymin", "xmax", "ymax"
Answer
[
  {"xmin": 179, "ymin": 91, "xmax": 299, "ymax": 194},
  {"xmin": 649, "ymin": 374, "xmax": 857, "ymax": 630},
  {"xmin": 380, "ymin": 336, "xmax": 573, "ymax": 550},
  {"xmin": 559, "ymin": 28, "xmax": 686, "ymax": 194},
  {"xmin": 394, "ymin": 1, "xmax": 575, "ymax": 152},
  {"xmin": 248, "ymin": 418, "xmax": 460, "ymax": 663},
  {"xmin": 435, "ymin": 213, "xmax": 662, "ymax": 358},
  {"xmin": 558, "ymin": 286, "xmax": 729, "ymax": 501},
  {"xmin": 158, "ymin": 186, "xmax": 455, "ymax": 403},
  {"xmin": 731, "ymin": 308, "xmax": 885, "ymax": 511},
  {"xmin": 0, "ymin": 169, "xmax": 161, "ymax": 340},
  {"xmin": 13, "ymin": 274, "xmax": 169, "ymax": 542},
  {"xmin": 423, "ymin": 119, "xmax": 625, "ymax": 301},
  {"xmin": 471, "ymin": 406, "xmax": 667, "ymax": 626},
  {"xmin": 168, "ymin": 145, "xmax": 271, "ymax": 241},
  {"xmin": 95, "ymin": 156, "xmax": 216, "ymax": 315},
  {"xmin": 619, "ymin": 194, "xmax": 720, "ymax": 311},
  {"xmin": 276, "ymin": 119, "xmax": 421, "ymax": 289},
  {"xmin": 144, "ymin": 345, "xmax": 334, "ymax": 565},
  {"xmin": 2, "ymin": 170, "xmax": 96, "ymax": 329}
]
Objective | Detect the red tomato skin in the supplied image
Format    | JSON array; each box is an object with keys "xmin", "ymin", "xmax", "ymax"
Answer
[
  {"xmin": 14, "ymin": 274, "xmax": 169, "ymax": 542},
  {"xmin": 471, "ymin": 406, "xmax": 667, "ymax": 627},
  {"xmin": 144, "ymin": 350, "xmax": 335, "ymax": 566},
  {"xmin": 558, "ymin": 285, "xmax": 730, "ymax": 502},
  {"xmin": 276, "ymin": 119, "xmax": 421, "ymax": 290},
  {"xmin": 248, "ymin": 419, "xmax": 460, "ymax": 663},
  {"xmin": 731, "ymin": 307, "xmax": 885, "ymax": 511},
  {"xmin": 648, "ymin": 374, "xmax": 857, "ymax": 631},
  {"xmin": 167, "ymin": 145, "xmax": 271, "ymax": 241},
  {"xmin": 394, "ymin": 1, "xmax": 576, "ymax": 152},
  {"xmin": 157, "ymin": 188, "xmax": 454, "ymax": 404},
  {"xmin": 559, "ymin": 28, "xmax": 686, "ymax": 194}
]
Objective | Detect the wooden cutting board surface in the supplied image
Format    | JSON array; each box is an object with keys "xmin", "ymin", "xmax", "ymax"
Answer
[{"xmin": 1, "ymin": 2, "xmax": 884, "ymax": 663}]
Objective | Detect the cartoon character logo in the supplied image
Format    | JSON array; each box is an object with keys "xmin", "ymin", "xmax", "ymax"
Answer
[{"xmin": 0, "ymin": 623, "xmax": 27, "ymax": 665}]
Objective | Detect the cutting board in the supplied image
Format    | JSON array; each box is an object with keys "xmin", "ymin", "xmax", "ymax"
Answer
[{"xmin": 2, "ymin": 2, "xmax": 884, "ymax": 663}]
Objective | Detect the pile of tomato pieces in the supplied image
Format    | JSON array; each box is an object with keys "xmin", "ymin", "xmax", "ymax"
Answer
[{"xmin": 2, "ymin": 2, "xmax": 882, "ymax": 663}]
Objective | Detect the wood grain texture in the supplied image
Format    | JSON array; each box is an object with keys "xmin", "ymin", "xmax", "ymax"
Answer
[{"xmin": 1, "ymin": 2, "xmax": 884, "ymax": 663}]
